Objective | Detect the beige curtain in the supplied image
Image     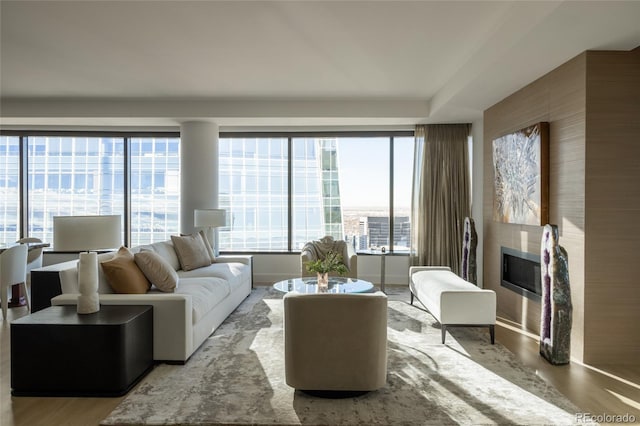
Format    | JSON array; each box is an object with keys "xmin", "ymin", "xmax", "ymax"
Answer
[{"xmin": 411, "ymin": 124, "xmax": 471, "ymax": 274}]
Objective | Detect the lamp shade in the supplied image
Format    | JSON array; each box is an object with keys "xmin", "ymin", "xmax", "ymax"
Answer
[
  {"xmin": 53, "ymin": 215, "xmax": 122, "ymax": 251},
  {"xmin": 194, "ymin": 209, "xmax": 226, "ymax": 228}
]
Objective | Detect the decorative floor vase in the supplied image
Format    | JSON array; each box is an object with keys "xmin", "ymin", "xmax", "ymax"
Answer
[{"xmin": 540, "ymin": 224, "xmax": 572, "ymax": 365}]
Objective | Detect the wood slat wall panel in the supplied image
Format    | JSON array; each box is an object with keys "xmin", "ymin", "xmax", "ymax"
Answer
[
  {"xmin": 483, "ymin": 52, "xmax": 587, "ymax": 362},
  {"xmin": 485, "ymin": 48, "xmax": 640, "ymax": 365},
  {"xmin": 584, "ymin": 49, "xmax": 640, "ymax": 365}
]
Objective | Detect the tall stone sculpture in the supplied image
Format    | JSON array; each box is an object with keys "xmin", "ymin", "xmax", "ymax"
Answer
[
  {"xmin": 77, "ymin": 251, "xmax": 100, "ymax": 314},
  {"xmin": 540, "ymin": 224, "xmax": 572, "ymax": 364},
  {"xmin": 461, "ymin": 217, "xmax": 477, "ymax": 285}
]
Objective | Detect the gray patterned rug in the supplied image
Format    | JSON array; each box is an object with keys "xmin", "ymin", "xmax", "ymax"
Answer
[{"xmin": 101, "ymin": 287, "xmax": 587, "ymax": 426}]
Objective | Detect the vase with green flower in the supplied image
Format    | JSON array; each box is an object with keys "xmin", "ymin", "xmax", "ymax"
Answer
[{"xmin": 305, "ymin": 250, "xmax": 348, "ymax": 288}]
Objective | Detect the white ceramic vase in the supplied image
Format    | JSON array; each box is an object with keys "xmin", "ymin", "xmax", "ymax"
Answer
[{"xmin": 77, "ymin": 251, "xmax": 100, "ymax": 314}]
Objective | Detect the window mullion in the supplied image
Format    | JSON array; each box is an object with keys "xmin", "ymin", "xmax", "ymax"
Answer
[{"xmin": 287, "ymin": 137, "xmax": 293, "ymax": 252}]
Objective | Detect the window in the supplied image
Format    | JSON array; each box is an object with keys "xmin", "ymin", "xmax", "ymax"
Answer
[
  {"xmin": 393, "ymin": 137, "xmax": 414, "ymax": 252},
  {"xmin": 3, "ymin": 131, "xmax": 414, "ymax": 253},
  {"xmin": 222, "ymin": 133, "xmax": 413, "ymax": 253},
  {"xmin": 219, "ymin": 137, "xmax": 289, "ymax": 251},
  {"xmin": 129, "ymin": 137, "xmax": 180, "ymax": 246},
  {"xmin": 0, "ymin": 136, "xmax": 20, "ymax": 244},
  {"xmin": 334, "ymin": 137, "xmax": 390, "ymax": 251},
  {"xmin": 27, "ymin": 137, "xmax": 125, "ymax": 244}
]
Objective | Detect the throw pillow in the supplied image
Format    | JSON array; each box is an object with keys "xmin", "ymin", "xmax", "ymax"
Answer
[
  {"xmin": 171, "ymin": 233, "xmax": 212, "ymax": 271},
  {"xmin": 101, "ymin": 246, "xmax": 151, "ymax": 294},
  {"xmin": 134, "ymin": 251, "xmax": 179, "ymax": 292}
]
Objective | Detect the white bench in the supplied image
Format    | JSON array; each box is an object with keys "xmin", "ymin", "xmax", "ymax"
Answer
[{"xmin": 409, "ymin": 266, "xmax": 496, "ymax": 344}]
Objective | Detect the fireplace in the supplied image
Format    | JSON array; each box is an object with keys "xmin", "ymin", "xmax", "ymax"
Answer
[{"xmin": 501, "ymin": 247, "xmax": 542, "ymax": 302}]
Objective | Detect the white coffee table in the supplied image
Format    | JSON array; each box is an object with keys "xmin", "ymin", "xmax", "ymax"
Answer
[{"xmin": 273, "ymin": 277, "xmax": 374, "ymax": 294}]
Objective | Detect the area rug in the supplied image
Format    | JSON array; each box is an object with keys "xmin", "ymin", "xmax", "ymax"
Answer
[{"xmin": 101, "ymin": 287, "xmax": 588, "ymax": 426}]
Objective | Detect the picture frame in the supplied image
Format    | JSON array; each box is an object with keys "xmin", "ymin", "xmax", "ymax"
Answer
[{"xmin": 492, "ymin": 122, "xmax": 549, "ymax": 226}]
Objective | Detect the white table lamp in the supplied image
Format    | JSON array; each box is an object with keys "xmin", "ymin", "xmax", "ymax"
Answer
[
  {"xmin": 53, "ymin": 215, "xmax": 122, "ymax": 251},
  {"xmin": 194, "ymin": 209, "xmax": 226, "ymax": 256}
]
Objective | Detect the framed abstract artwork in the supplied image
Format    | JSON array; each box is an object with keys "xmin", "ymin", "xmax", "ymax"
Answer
[{"xmin": 492, "ymin": 122, "xmax": 549, "ymax": 225}]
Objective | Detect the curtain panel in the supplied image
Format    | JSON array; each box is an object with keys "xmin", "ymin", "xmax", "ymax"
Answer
[{"xmin": 411, "ymin": 124, "xmax": 471, "ymax": 274}]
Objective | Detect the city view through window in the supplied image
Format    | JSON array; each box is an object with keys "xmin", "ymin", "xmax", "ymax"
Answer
[
  {"xmin": 219, "ymin": 136, "xmax": 413, "ymax": 252},
  {"xmin": 1, "ymin": 134, "xmax": 413, "ymax": 253}
]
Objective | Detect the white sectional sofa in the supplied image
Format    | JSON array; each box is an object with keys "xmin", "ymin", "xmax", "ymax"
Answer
[
  {"xmin": 409, "ymin": 266, "xmax": 496, "ymax": 344},
  {"xmin": 44, "ymin": 239, "xmax": 252, "ymax": 363}
]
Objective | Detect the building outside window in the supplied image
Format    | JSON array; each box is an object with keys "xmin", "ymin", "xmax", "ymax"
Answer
[
  {"xmin": 0, "ymin": 136, "xmax": 20, "ymax": 244},
  {"xmin": 0, "ymin": 135, "xmax": 181, "ymax": 246},
  {"xmin": 219, "ymin": 137, "xmax": 289, "ymax": 251},
  {"xmin": 130, "ymin": 137, "xmax": 180, "ymax": 245},
  {"xmin": 27, "ymin": 136, "xmax": 126, "ymax": 244}
]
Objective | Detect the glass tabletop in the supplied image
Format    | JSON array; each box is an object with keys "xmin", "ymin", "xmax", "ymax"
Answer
[{"xmin": 273, "ymin": 277, "xmax": 374, "ymax": 294}]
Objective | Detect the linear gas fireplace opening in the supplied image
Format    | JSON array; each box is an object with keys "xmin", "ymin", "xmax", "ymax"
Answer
[{"xmin": 501, "ymin": 247, "xmax": 542, "ymax": 302}]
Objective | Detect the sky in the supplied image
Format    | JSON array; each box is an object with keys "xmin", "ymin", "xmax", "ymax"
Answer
[{"xmin": 336, "ymin": 137, "xmax": 413, "ymax": 210}]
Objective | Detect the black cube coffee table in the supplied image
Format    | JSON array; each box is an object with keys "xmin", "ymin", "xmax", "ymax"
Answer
[{"xmin": 11, "ymin": 305, "xmax": 153, "ymax": 397}]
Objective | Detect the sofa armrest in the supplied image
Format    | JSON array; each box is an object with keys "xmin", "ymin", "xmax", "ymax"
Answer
[
  {"xmin": 215, "ymin": 254, "xmax": 252, "ymax": 266},
  {"xmin": 52, "ymin": 293, "xmax": 193, "ymax": 362}
]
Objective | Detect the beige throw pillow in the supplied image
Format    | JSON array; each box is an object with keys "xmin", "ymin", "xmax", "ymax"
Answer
[
  {"xmin": 171, "ymin": 233, "xmax": 212, "ymax": 271},
  {"xmin": 101, "ymin": 246, "xmax": 151, "ymax": 294},
  {"xmin": 134, "ymin": 251, "xmax": 179, "ymax": 292}
]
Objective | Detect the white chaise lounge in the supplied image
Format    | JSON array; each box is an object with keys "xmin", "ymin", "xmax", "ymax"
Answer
[{"xmin": 409, "ymin": 266, "xmax": 496, "ymax": 344}]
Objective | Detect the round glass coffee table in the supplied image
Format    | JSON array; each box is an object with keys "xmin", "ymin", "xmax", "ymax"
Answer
[{"xmin": 273, "ymin": 277, "xmax": 374, "ymax": 294}]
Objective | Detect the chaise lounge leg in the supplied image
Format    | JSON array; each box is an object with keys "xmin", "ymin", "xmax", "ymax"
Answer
[
  {"xmin": 441, "ymin": 325, "xmax": 446, "ymax": 344},
  {"xmin": 489, "ymin": 325, "xmax": 495, "ymax": 344},
  {"xmin": 410, "ymin": 292, "xmax": 414, "ymax": 305}
]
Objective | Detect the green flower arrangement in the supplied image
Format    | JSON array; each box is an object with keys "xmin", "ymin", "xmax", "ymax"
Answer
[{"xmin": 305, "ymin": 250, "xmax": 348, "ymax": 275}]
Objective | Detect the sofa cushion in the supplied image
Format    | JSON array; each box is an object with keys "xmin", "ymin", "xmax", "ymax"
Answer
[
  {"xmin": 171, "ymin": 234, "xmax": 212, "ymax": 271},
  {"xmin": 177, "ymin": 262, "xmax": 248, "ymax": 291},
  {"xmin": 134, "ymin": 251, "xmax": 179, "ymax": 292},
  {"xmin": 176, "ymin": 277, "xmax": 230, "ymax": 324},
  {"xmin": 101, "ymin": 246, "xmax": 151, "ymax": 294}
]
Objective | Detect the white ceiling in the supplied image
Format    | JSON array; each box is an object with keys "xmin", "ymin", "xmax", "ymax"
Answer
[{"xmin": 1, "ymin": 0, "xmax": 639, "ymax": 129}]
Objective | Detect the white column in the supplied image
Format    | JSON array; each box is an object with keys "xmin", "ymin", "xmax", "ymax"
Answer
[{"xmin": 179, "ymin": 121, "xmax": 219, "ymax": 235}]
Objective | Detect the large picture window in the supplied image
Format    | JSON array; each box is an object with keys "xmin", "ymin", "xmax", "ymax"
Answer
[
  {"xmin": 220, "ymin": 133, "xmax": 413, "ymax": 253},
  {"xmin": 219, "ymin": 137, "xmax": 288, "ymax": 251},
  {"xmin": 27, "ymin": 136, "xmax": 126, "ymax": 244},
  {"xmin": 3, "ymin": 131, "xmax": 412, "ymax": 253}
]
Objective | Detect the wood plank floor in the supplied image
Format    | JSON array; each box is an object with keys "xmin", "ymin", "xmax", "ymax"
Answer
[{"xmin": 2, "ymin": 288, "xmax": 639, "ymax": 426}]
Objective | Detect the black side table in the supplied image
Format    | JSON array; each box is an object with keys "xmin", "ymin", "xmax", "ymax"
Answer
[{"xmin": 11, "ymin": 305, "xmax": 153, "ymax": 397}]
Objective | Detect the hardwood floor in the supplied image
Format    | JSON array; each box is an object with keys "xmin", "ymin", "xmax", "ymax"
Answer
[{"xmin": 2, "ymin": 288, "xmax": 639, "ymax": 426}]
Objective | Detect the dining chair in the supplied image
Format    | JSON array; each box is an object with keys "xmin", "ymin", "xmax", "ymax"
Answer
[{"xmin": 1, "ymin": 244, "xmax": 29, "ymax": 321}]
